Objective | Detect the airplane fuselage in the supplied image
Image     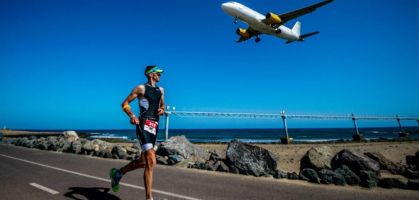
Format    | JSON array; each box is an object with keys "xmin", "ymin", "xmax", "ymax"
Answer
[{"xmin": 221, "ymin": 2, "xmax": 300, "ymax": 41}]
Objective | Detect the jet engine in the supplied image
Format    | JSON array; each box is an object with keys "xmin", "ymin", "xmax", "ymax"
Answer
[
  {"xmin": 265, "ymin": 12, "xmax": 282, "ymax": 25},
  {"xmin": 236, "ymin": 28, "xmax": 251, "ymax": 39}
]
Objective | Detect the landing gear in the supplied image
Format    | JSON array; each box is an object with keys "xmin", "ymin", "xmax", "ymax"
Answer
[
  {"xmin": 233, "ymin": 16, "xmax": 238, "ymax": 24},
  {"xmin": 275, "ymin": 29, "xmax": 282, "ymax": 34},
  {"xmin": 255, "ymin": 37, "xmax": 261, "ymax": 43}
]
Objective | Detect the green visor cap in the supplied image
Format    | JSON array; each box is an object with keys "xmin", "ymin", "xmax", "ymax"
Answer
[{"xmin": 145, "ymin": 66, "xmax": 164, "ymax": 75}]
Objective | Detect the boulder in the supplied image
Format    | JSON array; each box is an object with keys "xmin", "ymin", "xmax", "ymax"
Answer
[
  {"xmin": 54, "ymin": 136, "xmax": 65, "ymax": 151},
  {"xmin": 125, "ymin": 146, "xmax": 140, "ymax": 156},
  {"xmin": 273, "ymin": 169, "xmax": 288, "ymax": 179},
  {"xmin": 63, "ymin": 131, "xmax": 79, "ymax": 142},
  {"xmin": 404, "ymin": 169, "xmax": 419, "ymax": 179},
  {"xmin": 71, "ymin": 140, "xmax": 82, "ymax": 154},
  {"xmin": 209, "ymin": 151, "xmax": 221, "ymax": 162},
  {"xmin": 207, "ymin": 160, "xmax": 229, "ymax": 172},
  {"xmin": 331, "ymin": 149, "xmax": 380, "ymax": 176},
  {"xmin": 364, "ymin": 152, "xmax": 405, "ymax": 175},
  {"xmin": 90, "ymin": 139, "xmax": 110, "ymax": 157},
  {"xmin": 167, "ymin": 154, "xmax": 184, "ymax": 165},
  {"xmin": 300, "ymin": 146, "xmax": 333, "ymax": 171},
  {"xmin": 407, "ymin": 179, "xmax": 419, "ymax": 190},
  {"xmin": 334, "ymin": 165, "xmax": 361, "ymax": 185},
  {"xmin": 225, "ymin": 139, "xmax": 277, "ymax": 177},
  {"xmin": 229, "ymin": 165, "xmax": 240, "ymax": 174},
  {"xmin": 378, "ymin": 178, "xmax": 406, "ymax": 189},
  {"xmin": 24, "ymin": 139, "xmax": 35, "ymax": 148},
  {"xmin": 406, "ymin": 151, "xmax": 419, "ymax": 170},
  {"xmin": 188, "ymin": 162, "xmax": 209, "ymax": 170},
  {"xmin": 3, "ymin": 138, "xmax": 16, "ymax": 145},
  {"xmin": 406, "ymin": 155, "xmax": 417, "ymax": 166},
  {"xmin": 318, "ymin": 169, "xmax": 346, "ymax": 185},
  {"xmin": 156, "ymin": 136, "xmax": 209, "ymax": 161},
  {"xmin": 215, "ymin": 161, "xmax": 229, "ymax": 172},
  {"xmin": 49, "ymin": 136, "xmax": 64, "ymax": 151},
  {"xmin": 111, "ymin": 145, "xmax": 127, "ymax": 159},
  {"xmin": 35, "ymin": 137, "xmax": 49, "ymax": 150},
  {"xmin": 60, "ymin": 140, "xmax": 73, "ymax": 153},
  {"xmin": 207, "ymin": 160, "xmax": 218, "ymax": 171},
  {"xmin": 18, "ymin": 137, "xmax": 33, "ymax": 148},
  {"xmin": 287, "ymin": 172, "xmax": 299, "ymax": 180},
  {"xmin": 103, "ymin": 146, "xmax": 113, "ymax": 158},
  {"xmin": 359, "ymin": 170, "xmax": 379, "ymax": 188},
  {"xmin": 156, "ymin": 155, "xmax": 168, "ymax": 165},
  {"xmin": 81, "ymin": 140, "xmax": 95, "ymax": 155},
  {"xmin": 299, "ymin": 168, "xmax": 320, "ymax": 183}
]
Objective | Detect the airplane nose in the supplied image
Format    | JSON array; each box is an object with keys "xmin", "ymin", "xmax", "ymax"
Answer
[
  {"xmin": 221, "ymin": 2, "xmax": 232, "ymax": 12},
  {"xmin": 221, "ymin": 3, "xmax": 228, "ymax": 10}
]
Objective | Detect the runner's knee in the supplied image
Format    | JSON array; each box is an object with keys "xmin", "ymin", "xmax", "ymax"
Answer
[{"xmin": 145, "ymin": 150, "xmax": 156, "ymax": 168}]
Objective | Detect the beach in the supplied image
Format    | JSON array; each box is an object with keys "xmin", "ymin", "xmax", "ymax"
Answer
[{"xmin": 196, "ymin": 141, "xmax": 419, "ymax": 173}]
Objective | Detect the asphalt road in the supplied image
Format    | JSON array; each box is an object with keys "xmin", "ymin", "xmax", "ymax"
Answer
[{"xmin": 0, "ymin": 144, "xmax": 418, "ymax": 200}]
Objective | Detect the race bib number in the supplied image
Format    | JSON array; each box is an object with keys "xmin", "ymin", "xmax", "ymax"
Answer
[{"xmin": 144, "ymin": 119, "xmax": 158, "ymax": 135}]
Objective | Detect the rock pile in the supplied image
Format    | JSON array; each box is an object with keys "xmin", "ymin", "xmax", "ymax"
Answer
[
  {"xmin": 156, "ymin": 135, "xmax": 209, "ymax": 165},
  {"xmin": 2, "ymin": 131, "xmax": 140, "ymax": 160},
  {"xmin": 188, "ymin": 139, "xmax": 278, "ymax": 177},
  {"xmin": 297, "ymin": 146, "xmax": 419, "ymax": 190}
]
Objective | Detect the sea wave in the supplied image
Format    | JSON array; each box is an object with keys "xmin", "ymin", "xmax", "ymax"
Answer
[{"xmin": 89, "ymin": 133, "xmax": 131, "ymax": 140}]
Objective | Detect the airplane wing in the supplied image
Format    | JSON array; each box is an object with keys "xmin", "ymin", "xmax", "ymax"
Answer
[
  {"xmin": 278, "ymin": 0, "xmax": 333, "ymax": 24},
  {"xmin": 236, "ymin": 27, "xmax": 259, "ymax": 43}
]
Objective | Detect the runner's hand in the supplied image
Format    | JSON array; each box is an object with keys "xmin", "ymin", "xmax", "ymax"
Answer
[
  {"xmin": 158, "ymin": 108, "xmax": 165, "ymax": 115},
  {"xmin": 130, "ymin": 117, "xmax": 139, "ymax": 125}
]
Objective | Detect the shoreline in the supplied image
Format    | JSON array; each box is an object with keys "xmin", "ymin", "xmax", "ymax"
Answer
[{"xmin": 2, "ymin": 128, "xmax": 419, "ymax": 145}]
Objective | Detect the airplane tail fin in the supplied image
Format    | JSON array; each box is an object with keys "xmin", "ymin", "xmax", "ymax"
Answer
[{"xmin": 292, "ymin": 21, "xmax": 301, "ymax": 36}]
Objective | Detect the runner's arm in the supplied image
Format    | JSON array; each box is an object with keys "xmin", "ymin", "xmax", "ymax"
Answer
[
  {"xmin": 158, "ymin": 87, "xmax": 165, "ymax": 115},
  {"xmin": 122, "ymin": 85, "xmax": 144, "ymax": 122}
]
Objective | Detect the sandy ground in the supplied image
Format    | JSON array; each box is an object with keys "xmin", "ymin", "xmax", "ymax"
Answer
[
  {"xmin": 0, "ymin": 129, "xmax": 62, "ymax": 136},
  {"xmin": 196, "ymin": 141, "xmax": 419, "ymax": 173}
]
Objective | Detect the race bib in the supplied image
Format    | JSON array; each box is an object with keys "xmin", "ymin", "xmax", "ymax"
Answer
[{"xmin": 144, "ymin": 119, "xmax": 158, "ymax": 135}]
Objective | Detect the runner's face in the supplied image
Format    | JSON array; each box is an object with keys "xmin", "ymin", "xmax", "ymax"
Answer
[{"xmin": 152, "ymin": 72, "xmax": 161, "ymax": 82}]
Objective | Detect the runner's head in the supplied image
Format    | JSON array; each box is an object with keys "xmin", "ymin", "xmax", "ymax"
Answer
[{"xmin": 145, "ymin": 65, "xmax": 164, "ymax": 82}]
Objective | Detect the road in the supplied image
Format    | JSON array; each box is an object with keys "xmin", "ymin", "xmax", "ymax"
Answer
[{"xmin": 0, "ymin": 144, "xmax": 418, "ymax": 200}]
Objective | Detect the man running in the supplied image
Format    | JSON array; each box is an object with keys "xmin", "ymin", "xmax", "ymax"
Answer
[{"xmin": 110, "ymin": 65, "xmax": 165, "ymax": 200}]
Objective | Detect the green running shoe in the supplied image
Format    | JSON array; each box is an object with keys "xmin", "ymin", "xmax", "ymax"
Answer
[{"xmin": 109, "ymin": 168, "xmax": 122, "ymax": 192}]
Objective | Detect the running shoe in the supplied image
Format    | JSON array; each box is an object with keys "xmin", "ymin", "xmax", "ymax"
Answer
[{"xmin": 109, "ymin": 168, "xmax": 122, "ymax": 192}]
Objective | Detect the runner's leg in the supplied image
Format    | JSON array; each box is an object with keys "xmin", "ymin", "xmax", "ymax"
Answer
[
  {"xmin": 120, "ymin": 153, "xmax": 146, "ymax": 174},
  {"xmin": 144, "ymin": 149, "xmax": 157, "ymax": 199}
]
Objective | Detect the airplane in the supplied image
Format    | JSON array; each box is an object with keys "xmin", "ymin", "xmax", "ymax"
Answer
[{"xmin": 221, "ymin": 0, "xmax": 334, "ymax": 43}]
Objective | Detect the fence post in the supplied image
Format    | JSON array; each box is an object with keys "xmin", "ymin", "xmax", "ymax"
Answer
[
  {"xmin": 164, "ymin": 105, "xmax": 171, "ymax": 141},
  {"xmin": 396, "ymin": 115, "xmax": 408, "ymax": 137},
  {"xmin": 351, "ymin": 113, "xmax": 363, "ymax": 141},
  {"xmin": 396, "ymin": 115, "xmax": 403, "ymax": 132},
  {"xmin": 280, "ymin": 111, "xmax": 292, "ymax": 144}
]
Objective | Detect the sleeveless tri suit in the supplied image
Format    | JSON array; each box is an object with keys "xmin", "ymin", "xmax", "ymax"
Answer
[{"xmin": 136, "ymin": 84, "xmax": 162, "ymax": 151}]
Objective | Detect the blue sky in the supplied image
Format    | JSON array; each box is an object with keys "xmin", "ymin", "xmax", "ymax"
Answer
[{"xmin": 1, "ymin": 0, "xmax": 418, "ymax": 130}]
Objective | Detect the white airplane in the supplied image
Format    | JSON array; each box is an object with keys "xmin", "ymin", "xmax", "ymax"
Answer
[{"xmin": 221, "ymin": 0, "xmax": 334, "ymax": 43}]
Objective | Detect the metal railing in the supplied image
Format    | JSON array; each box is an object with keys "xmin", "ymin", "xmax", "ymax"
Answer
[{"xmin": 163, "ymin": 107, "xmax": 419, "ymax": 142}]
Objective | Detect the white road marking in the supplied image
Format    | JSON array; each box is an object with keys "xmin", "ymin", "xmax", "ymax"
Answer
[
  {"xmin": 29, "ymin": 182, "xmax": 59, "ymax": 195},
  {"xmin": 0, "ymin": 153, "xmax": 201, "ymax": 200}
]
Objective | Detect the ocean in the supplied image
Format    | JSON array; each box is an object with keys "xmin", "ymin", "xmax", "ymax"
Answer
[{"xmin": 73, "ymin": 126, "xmax": 419, "ymax": 143}]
